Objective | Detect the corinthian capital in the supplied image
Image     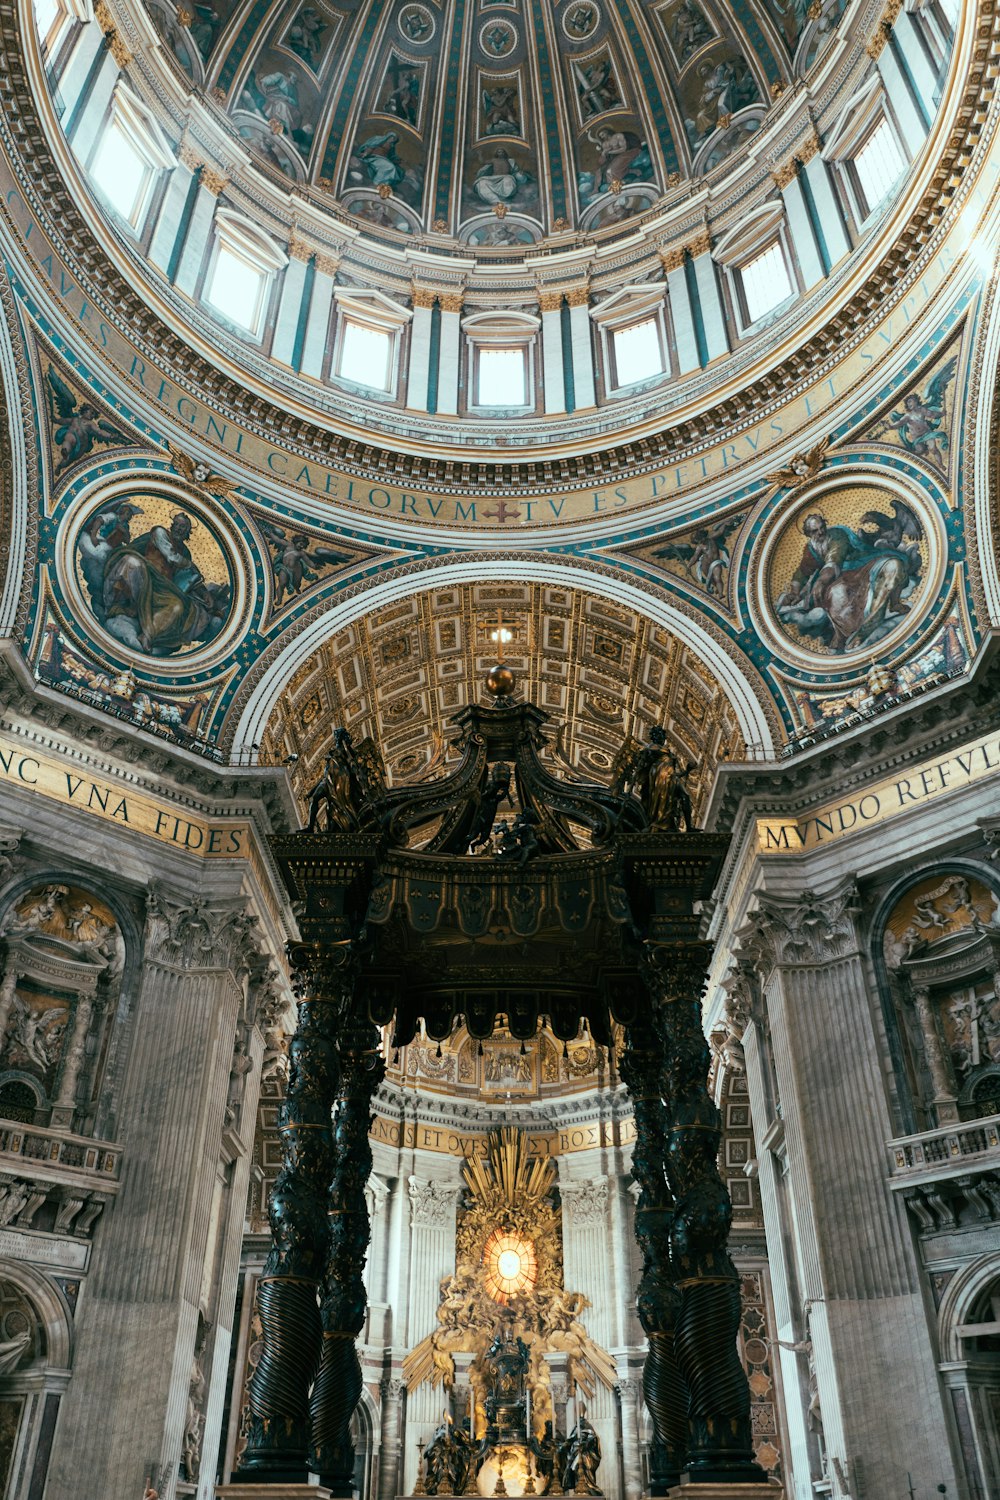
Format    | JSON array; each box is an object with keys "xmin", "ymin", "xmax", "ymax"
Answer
[
  {"xmin": 739, "ymin": 878, "xmax": 862, "ymax": 974},
  {"xmin": 407, "ymin": 1176, "xmax": 459, "ymax": 1228},
  {"xmin": 560, "ymin": 1176, "xmax": 609, "ymax": 1227},
  {"xmin": 144, "ymin": 886, "xmax": 259, "ymax": 975}
]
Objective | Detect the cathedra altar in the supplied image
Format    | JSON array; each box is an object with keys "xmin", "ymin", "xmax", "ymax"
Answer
[{"xmin": 237, "ymin": 677, "xmax": 765, "ymax": 1493}]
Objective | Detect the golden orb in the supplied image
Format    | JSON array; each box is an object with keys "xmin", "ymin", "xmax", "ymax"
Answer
[{"xmin": 485, "ymin": 663, "xmax": 516, "ymax": 697}]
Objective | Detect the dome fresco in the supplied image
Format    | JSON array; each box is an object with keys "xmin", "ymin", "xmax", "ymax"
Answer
[{"xmin": 145, "ymin": 0, "xmax": 846, "ymax": 241}]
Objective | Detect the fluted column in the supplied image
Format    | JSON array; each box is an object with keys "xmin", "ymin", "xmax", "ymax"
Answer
[
  {"xmin": 238, "ymin": 946, "xmax": 350, "ymax": 1482},
  {"xmin": 737, "ymin": 879, "xmax": 959, "ymax": 1500},
  {"xmin": 310, "ymin": 985, "xmax": 386, "ymax": 1492},
  {"xmin": 378, "ymin": 1376, "xmax": 407, "ymax": 1500},
  {"xmin": 619, "ymin": 1009, "xmax": 686, "ymax": 1493},
  {"xmin": 46, "ymin": 890, "xmax": 258, "ymax": 1499},
  {"xmin": 616, "ymin": 1375, "xmax": 643, "ymax": 1500}
]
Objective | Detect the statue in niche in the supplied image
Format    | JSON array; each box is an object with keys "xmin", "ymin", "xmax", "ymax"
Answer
[
  {"xmin": 226, "ymin": 1029, "xmax": 254, "ymax": 1127},
  {"xmin": 6, "ymin": 995, "xmax": 68, "ymax": 1075},
  {"xmin": 181, "ymin": 1316, "xmax": 210, "ymax": 1482},
  {"xmin": 559, "ymin": 1409, "xmax": 601, "ymax": 1494},
  {"xmin": 0, "ymin": 1283, "xmax": 35, "ymax": 1376},
  {"xmin": 5, "ymin": 883, "xmax": 123, "ymax": 974}
]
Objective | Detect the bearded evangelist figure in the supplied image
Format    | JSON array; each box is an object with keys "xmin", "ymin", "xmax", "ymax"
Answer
[{"xmin": 95, "ymin": 511, "xmax": 231, "ymax": 654}]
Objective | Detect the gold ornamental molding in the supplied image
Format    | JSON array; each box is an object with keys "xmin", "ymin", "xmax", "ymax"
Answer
[{"xmin": 200, "ymin": 167, "xmax": 228, "ymax": 198}]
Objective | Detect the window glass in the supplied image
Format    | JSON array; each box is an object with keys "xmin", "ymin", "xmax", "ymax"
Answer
[
  {"xmin": 854, "ymin": 118, "xmax": 906, "ymax": 216},
  {"xmin": 206, "ymin": 246, "xmax": 266, "ymax": 331},
  {"xmin": 613, "ymin": 318, "xmax": 664, "ymax": 384},
  {"xmin": 741, "ymin": 241, "xmax": 792, "ymax": 323},
  {"xmin": 340, "ymin": 321, "xmax": 392, "ymax": 390},
  {"xmin": 90, "ymin": 122, "xmax": 149, "ymax": 223},
  {"xmin": 34, "ymin": 0, "xmax": 60, "ymax": 40},
  {"xmin": 478, "ymin": 347, "xmax": 525, "ymax": 406}
]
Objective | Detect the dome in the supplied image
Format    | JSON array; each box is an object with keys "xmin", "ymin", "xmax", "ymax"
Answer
[{"xmin": 143, "ymin": 0, "xmax": 844, "ymax": 244}]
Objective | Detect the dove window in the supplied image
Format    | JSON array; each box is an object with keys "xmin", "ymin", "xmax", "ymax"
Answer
[
  {"xmin": 204, "ymin": 210, "xmax": 288, "ymax": 338},
  {"xmin": 87, "ymin": 86, "xmax": 175, "ymax": 231}
]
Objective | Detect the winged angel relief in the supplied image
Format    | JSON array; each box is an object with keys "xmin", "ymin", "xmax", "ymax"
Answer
[{"xmin": 404, "ymin": 1129, "xmax": 616, "ymax": 1438}]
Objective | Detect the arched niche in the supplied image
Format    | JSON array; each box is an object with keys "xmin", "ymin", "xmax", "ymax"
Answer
[
  {"xmin": 0, "ymin": 877, "xmax": 127, "ymax": 1135},
  {"xmin": 870, "ymin": 861, "xmax": 1000, "ymax": 1135},
  {"xmin": 935, "ymin": 1254, "xmax": 1000, "ymax": 1500},
  {"xmin": 0, "ymin": 1261, "xmax": 73, "ymax": 1500}
]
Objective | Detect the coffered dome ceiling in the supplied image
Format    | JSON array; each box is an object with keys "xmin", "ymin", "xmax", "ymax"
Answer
[
  {"xmin": 147, "ymin": 0, "xmax": 845, "ymax": 241},
  {"xmin": 261, "ymin": 580, "xmax": 746, "ymax": 818}
]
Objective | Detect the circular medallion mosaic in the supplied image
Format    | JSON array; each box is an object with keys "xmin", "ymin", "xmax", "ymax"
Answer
[
  {"xmin": 562, "ymin": 1, "xmax": 600, "ymax": 42},
  {"xmin": 398, "ymin": 5, "xmax": 435, "ymax": 44},
  {"xmin": 759, "ymin": 483, "xmax": 937, "ymax": 663},
  {"xmin": 479, "ymin": 18, "xmax": 517, "ymax": 57},
  {"xmin": 69, "ymin": 489, "xmax": 238, "ymax": 660}
]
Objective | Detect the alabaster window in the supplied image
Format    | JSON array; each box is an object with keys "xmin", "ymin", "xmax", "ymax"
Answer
[
  {"xmin": 589, "ymin": 286, "xmax": 669, "ymax": 397},
  {"xmin": 332, "ymin": 290, "xmax": 411, "ymax": 395},
  {"xmin": 713, "ymin": 204, "xmax": 797, "ymax": 335},
  {"xmin": 204, "ymin": 210, "xmax": 287, "ymax": 338},
  {"xmin": 462, "ymin": 311, "xmax": 539, "ymax": 413},
  {"xmin": 87, "ymin": 87, "xmax": 175, "ymax": 232}
]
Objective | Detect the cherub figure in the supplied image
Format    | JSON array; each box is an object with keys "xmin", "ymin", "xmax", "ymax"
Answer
[
  {"xmin": 654, "ymin": 512, "xmax": 746, "ymax": 597},
  {"xmin": 46, "ymin": 367, "xmax": 129, "ymax": 472},
  {"xmin": 261, "ymin": 521, "xmax": 351, "ymax": 607},
  {"xmin": 882, "ymin": 357, "xmax": 957, "ymax": 470}
]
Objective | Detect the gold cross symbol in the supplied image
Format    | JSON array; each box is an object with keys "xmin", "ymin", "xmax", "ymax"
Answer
[{"xmin": 481, "ymin": 607, "xmax": 516, "ymax": 660}]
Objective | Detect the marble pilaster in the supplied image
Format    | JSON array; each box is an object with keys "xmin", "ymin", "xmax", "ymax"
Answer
[
  {"xmin": 664, "ymin": 262, "xmax": 700, "ymax": 375},
  {"xmin": 688, "ymin": 249, "xmax": 728, "ymax": 364},
  {"xmin": 301, "ymin": 263, "xmax": 336, "ymax": 380},
  {"xmin": 738, "ymin": 880, "xmax": 958, "ymax": 1500},
  {"xmin": 436, "ymin": 303, "xmax": 463, "ymax": 416},
  {"xmin": 407, "ymin": 295, "xmax": 434, "ymax": 411},
  {"xmin": 540, "ymin": 299, "xmax": 566, "ymax": 415},
  {"xmin": 271, "ymin": 253, "xmax": 312, "ymax": 369},
  {"xmin": 148, "ymin": 158, "xmax": 198, "ymax": 277},
  {"xmin": 174, "ymin": 178, "xmax": 223, "ymax": 299},
  {"xmin": 566, "ymin": 294, "xmax": 596, "ymax": 409},
  {"xmin": 46, "ymin": 889, "xmax": 258, "ymax": 1500},
  {"xmin": 874, "ymin": 41, "xmax": 927, "ymax": 158}
]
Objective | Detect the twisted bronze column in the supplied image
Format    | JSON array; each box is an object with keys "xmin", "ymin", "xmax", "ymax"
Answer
[
  {"xmin": 310, "ymin": 986, "xmax": 386, "ymax": 1491},
  {"xmin": 644, "ymin": 943, "xmax": 765, "ymax": 1484},
  {"xmin": 619, "ymin": 1017, "xmax": 688, "ymax": 1493},
  {"xmin": 237, "ymin": 948, "xmax": 350, "ymax": 1482}
]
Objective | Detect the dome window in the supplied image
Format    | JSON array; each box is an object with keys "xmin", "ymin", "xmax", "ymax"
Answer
[
  {"xmin": 713, "ymin": 204, "xmax": 797, "ymax": 336},
  {"xmin": 204, "ymin": 210, "xmax": 288, "ymax": 339},
  {"xmin": 33, "ymin": 0, "xmax": 85, "ymax": 57},
  {"xmin": 462, "ymin": 310, "xmax": 539, "ymax": 414},
  {"xmin": 590, "ymin": 285, "xmax": 669, "ymax": 396},
  {"xmin": 851, "ymin": 118, "xmax": 908, "ymax": 220},
  {"xmin": 333, "ymin": 290, "xmax": 412, "ymax": 396},
  {"xmin": 85, "ymin": 85, "xmax": 175, "ymax": 233},
  {"xmin": 823, "ymin": 76, "xmax": 912, "ymax": 230}
]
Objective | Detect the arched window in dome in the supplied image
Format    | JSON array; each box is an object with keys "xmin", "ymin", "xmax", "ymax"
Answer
[
  {"xmin": 590, "ymin": 284, "xmax": 669, "ymax": 397},
  {"xmin": 823, "ymin": 76, "xmax": 912, "ymax": 231},
  {"xmin": 84, "ymin": 84, "xmax": 175, "ymax": 233},
  {"xmin": 712, "ymin": 203, "xmax": 797, "ymax": 336},
  {"xmin": 203, "ymin": 209, "xmax": 288, "ymax": 339},
  {"xmin": 462, "ymin": 310, "xmax": 540, "ymax": 414},
  {"xmin": 32, "ymin": 0, "xmax": 86, "ymax": 60},
  {"xmin": 332, "ymin": 289, "xmax": 412, "ymax": 396}
]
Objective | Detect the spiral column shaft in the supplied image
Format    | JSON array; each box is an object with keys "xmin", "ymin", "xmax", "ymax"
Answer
[
  {"xmin": 237, "ymin": 950, "xmax": 351, "ymax": 1482},
  {"xmin": 620, "ymin": 1022, "xmax": 688, "ymax": 1492},
  {"xmin": 310, "ymin": 991, "xmax": 386, "ymax": 1491},
  {"xmin": 646, "ymin": 942, "xmax": 765, "ymax": 1484}
]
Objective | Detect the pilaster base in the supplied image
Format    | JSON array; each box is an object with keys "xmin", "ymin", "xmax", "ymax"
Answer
[
  {"xmin": 217, "ymin": 1487, "xmax": 335, "ymax": 1498},
  {"xmin": 666, "ymin": 1485, "xmax": 782, "ymax": 1499}
]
